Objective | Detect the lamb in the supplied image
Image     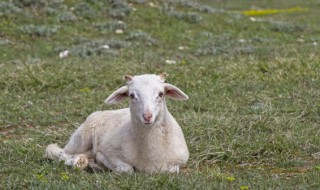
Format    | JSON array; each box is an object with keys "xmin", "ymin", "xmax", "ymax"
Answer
[{"xmin": 44, "ymin": 73, "xmax": 189, "ymax": 173}]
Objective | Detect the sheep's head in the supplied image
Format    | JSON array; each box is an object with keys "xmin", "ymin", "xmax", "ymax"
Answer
[{"xmin": 105, "ymin": 73, "xmax": 188, "ymax": 126}]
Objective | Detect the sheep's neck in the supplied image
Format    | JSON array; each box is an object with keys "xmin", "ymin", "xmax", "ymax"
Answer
[
  {"xmin": 132, "ymin": 106, "xmax": 169, "ymax": 145},
  {"xmin": 133, "ymin": 118, "xmax": 170, "ymax": 161}
]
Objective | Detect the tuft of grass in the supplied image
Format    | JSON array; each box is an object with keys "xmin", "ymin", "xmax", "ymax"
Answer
[
  {"xmin": 0, "ymin": 2, "xmax": 22, "ymax": 16},
  {"xmin": 126, "ymin": 30, "xmax": 158, "ymax": 46},
  {"xmin": 270, "ymin": 21, "xmax": 306, "ymax": 33},
  {"xmin": 20, "ymin": 24, "xmax": 60, "ymax": 37}
]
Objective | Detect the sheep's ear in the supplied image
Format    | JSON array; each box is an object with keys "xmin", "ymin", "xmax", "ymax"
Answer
[
  {"xmin": 158, "ymin": 73, "xmax": 168, "ymax": 81},
  {"xmin": 164, "ymin": 83, "xmax": 189, "ymax": 100},
  {"xmin": 124, "ymin": 75, "xmax": 133, "ymax": 82},
  {"xmin": 105, "ymin": 86, "xmax": 128, "ymax": 104}
]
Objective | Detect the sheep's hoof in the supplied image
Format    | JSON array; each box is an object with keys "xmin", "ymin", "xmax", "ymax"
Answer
[
  {"xmin": 168, "ymin": 165, "xmax": 180, "ymax": 173},
  {"xmin": 115, "ymin": 165, "xmax": 134, "ymax": 173},
  {"xmin": 73, "ymin": 155, "xmax": 89, "ymax": 170}
]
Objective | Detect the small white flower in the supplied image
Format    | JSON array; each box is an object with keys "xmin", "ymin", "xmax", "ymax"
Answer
[
  {"xmin": 249, "ymin": 17, "xmax": 257, "ymax": 22},
  {"xmin": 100, "ymin": 45, "xmax": 110, "ymax": 49},
  {"xmin": 297, "ymin": 38, "xmax": 305, "ymax": 43},
  {"xmin": 149, "ymin": 2, "xmax": 155, "ymax": 7},
  {"xmin": 115, "ymin": 29, "xmax": 123, "ymax": 34},
  {"xmin": 59, "ymin": 50, "xmax": 69, "ymax": 58},
  {"xmin": 24, "ymin": 101, "xmax": 33, "ymax": 108},
  {"xmin": 313, "ymin": 42, "xmax": 318, "ymax": 46},
  {"xmin": 239, "ymin": 39, "xmax": 245, "ymax": 43},
  {"xmin": 178, "ymin": 46, "xmax": 188, "ymax": 50},
  {"xmin": 165, "ymin": 60, "xmax": 176, "ymax": 64}
]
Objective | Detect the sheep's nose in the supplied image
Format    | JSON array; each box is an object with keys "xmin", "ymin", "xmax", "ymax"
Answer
[{"xmin": 143, "ymin": 113, "xmax": 153, "ymax": 122}]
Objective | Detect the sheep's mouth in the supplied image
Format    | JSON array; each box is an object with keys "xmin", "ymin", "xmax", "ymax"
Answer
[
  {"xmin": 141, "ymin": 116, "xmax": 154, "ymax": 126},
  {"xmin": 142, "ymin": 121, "xmax": 154, "ymax": 126}
]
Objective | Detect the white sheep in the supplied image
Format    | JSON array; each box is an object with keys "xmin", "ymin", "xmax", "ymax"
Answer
[{"xmin": 45, "ymin": 73, "xmax": 189, "ymax": 173}]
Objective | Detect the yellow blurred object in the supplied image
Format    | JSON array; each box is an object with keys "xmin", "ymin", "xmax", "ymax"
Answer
[{"xmin": 239, "ymin": 7, "xmax": 308, "ymax": 16}]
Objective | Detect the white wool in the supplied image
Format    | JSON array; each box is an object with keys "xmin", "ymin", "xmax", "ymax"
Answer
[{"xmin": 45, "ymin": 74, "xmax": 189, "ymax": 173}]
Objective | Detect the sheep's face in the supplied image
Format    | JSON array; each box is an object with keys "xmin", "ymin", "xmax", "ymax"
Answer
[{"xmin": 105, "ymin": 74, "xmax": 189, "ymax": 126}]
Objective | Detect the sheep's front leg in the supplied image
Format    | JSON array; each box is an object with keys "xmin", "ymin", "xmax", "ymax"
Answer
[
  {"xmin": 95, "ymin": 152, "xmax": 134, "ymax": 173},
  {"xmin": 45, "ymin": 144, "xmax": 88, "ymax": 170}
]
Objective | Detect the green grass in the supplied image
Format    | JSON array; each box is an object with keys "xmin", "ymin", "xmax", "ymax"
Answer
[{"xmin": 1, "ymin": 0, "xmax": 320, "ymax": 189}]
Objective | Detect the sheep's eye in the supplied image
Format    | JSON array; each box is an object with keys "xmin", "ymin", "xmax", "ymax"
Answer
[
  {"xmin": 129, "ymin": 94, "xmax": 135, "ymax": 99},
  {"xmin": 159, "ymin": 92, "xmax": 164, "ymax": 98}
]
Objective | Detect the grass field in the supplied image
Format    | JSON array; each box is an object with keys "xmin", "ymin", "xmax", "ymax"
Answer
[{"xmin": 1, "ymin": 0, "xmax": 320, "ymax": 189}]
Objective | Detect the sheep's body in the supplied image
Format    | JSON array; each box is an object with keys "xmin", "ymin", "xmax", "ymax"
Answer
[{"xmin": 45, "ymin": 74, "xmax": 189, "ymax": 173}]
